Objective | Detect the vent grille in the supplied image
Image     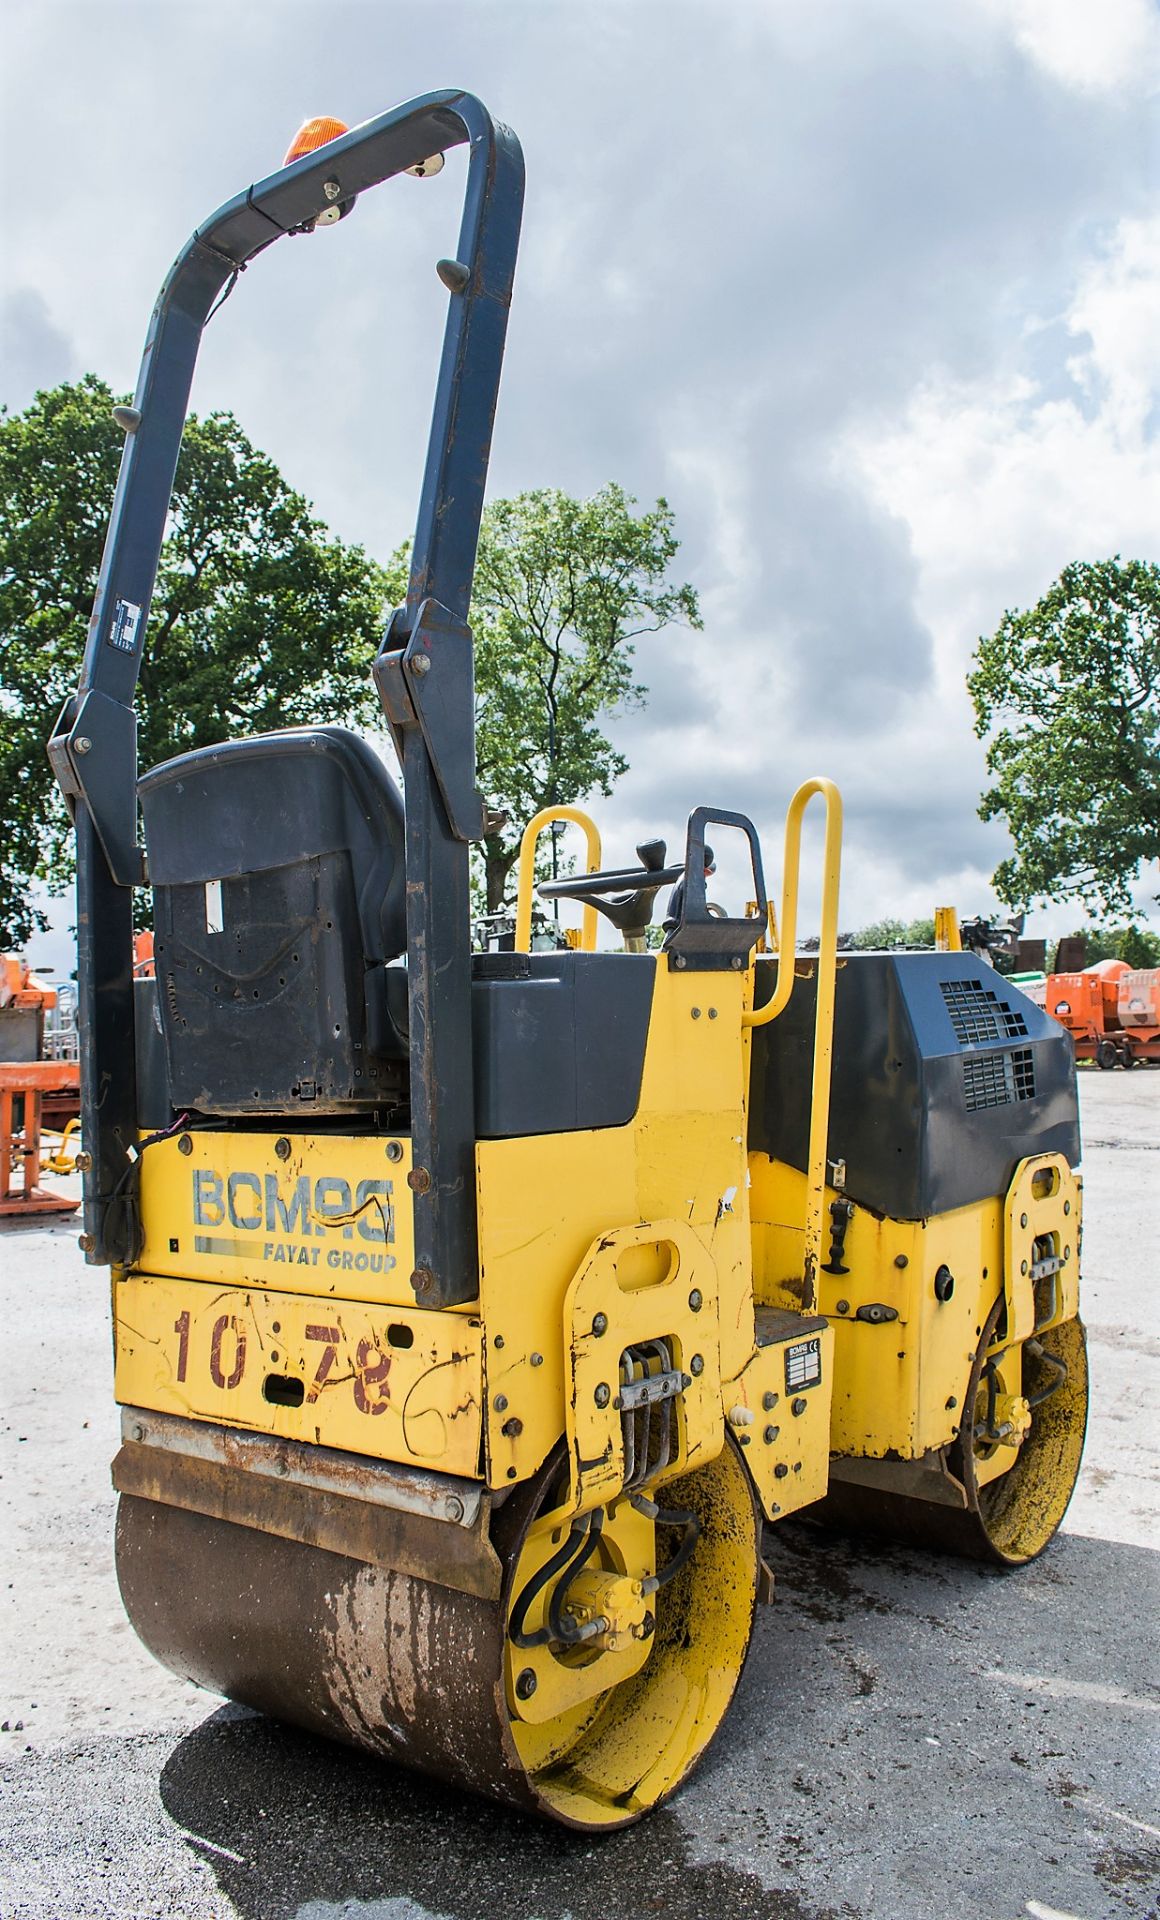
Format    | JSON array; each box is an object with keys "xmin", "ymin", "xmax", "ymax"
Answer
[
  {"xmin": 963, "ymin": 1048, "xmax": 1036, "ymax": 1112},
  {"xmin": 941, "ymin": 977, "xmax": 1029, "ymax": 1045}
]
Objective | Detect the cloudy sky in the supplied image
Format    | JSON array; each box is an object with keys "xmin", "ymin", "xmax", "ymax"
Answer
[{"xmin": 3, "ymin": 0, "xmax": 1159, "ymax": 960}]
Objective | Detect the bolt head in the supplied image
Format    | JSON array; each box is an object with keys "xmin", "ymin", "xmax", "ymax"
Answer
[
  {"xmin": 835, "ymin": 1298, "xmax": 850, "ymax": 1315},
  {"xmin": 594, "ymin": 1382, "xmax": 611, "ymax": 1409},
  {"xmin": 408, "ymin": 1166, "xmax": 431, "ymax": 1194},
  {"xmin": 690, "ymin": 1353, "xmax": 704, "ymax": 1377},
  {"xmin": 1020, "ymin": 1212, "xmax": 1028, "ymax": 1229},
  {"xmin": 386, "ymin": 1140, "xmax": 404, "ymax": 1161},
  {"xmin": 688, "ymin": 1288, "xmax": 703, "ymax": 1312},
  {"xmin": 177, "ymin": 1133, "xmax": 193, "ymax": 1156},
  {"xmin": 515, "ymin": 1667, "xmax": 538, "ymax": 1700},
  {"xmin": 530, "ymin": 1351, "xmax": 544, "ymax": 1367},
  {"xmin": 791, "ymin": 1396, "xmax": 808, "ymax": 1416},
  {"xmin": 411, "ymin": 654, "xmax": 431, "ymax": 675},
  {"xmin": 763, "ymin": 1424, "xmax": 779, "ymax": 1444},
  {"xmin": 762, "ymin": 1390, "xmax": 778, "ymax": 1410},
  {"xmin": 73, "ymin": 736, "xmax": 92, "ymax": 755},
  {"xmin": 494, "ymin": 1394, "xmax": 508, "ymax": 1413},
  {"xmin": 591, "ymin": 1312, "xmax": 608, "ymax": 1337},
  {"xmin": 445, "ymin": 1495, "xmax": 464, "ymax": 1522},
  {"xmin": 275, "ymin": 1136, "xmax": 291, "ymax": 1160}
]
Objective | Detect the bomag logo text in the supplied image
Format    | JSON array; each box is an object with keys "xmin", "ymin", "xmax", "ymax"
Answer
[{"xmin": 192, "ymin": 1169, "xmax": 395, "ymax": 1270}]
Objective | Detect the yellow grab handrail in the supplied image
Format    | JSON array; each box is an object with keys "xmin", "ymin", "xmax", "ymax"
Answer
[
  {"xmin": 43, "ymin": 1116, "xmax": 81, "ymax": 1175},
  {"xmin": 514, "ymin": 805, "xmax": 603, "ymax": 953},
  {"xmin": 743, "ymin": 777, "xmax": 843, "ymax": 1307}
]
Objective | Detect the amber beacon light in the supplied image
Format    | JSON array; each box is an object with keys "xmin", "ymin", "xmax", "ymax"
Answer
[{"xmin": 283, "ymin": 116, "xmax": 350, "ymax": 166}]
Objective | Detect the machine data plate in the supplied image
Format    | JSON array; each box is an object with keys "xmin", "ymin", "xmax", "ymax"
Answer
[{"xmin": 784, "ymin": 1336, "xmax": 822, "ymax": 1392}]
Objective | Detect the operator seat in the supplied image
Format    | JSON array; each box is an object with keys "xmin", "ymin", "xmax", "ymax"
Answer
[{"xmin": 139, "ymin": 727, "xmax": 409, "ymax": 1116}]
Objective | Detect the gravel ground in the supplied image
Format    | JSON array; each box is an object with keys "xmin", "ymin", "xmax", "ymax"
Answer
[{"xmin": 1, "ymin": 1069, "xmax": 1157, "ymax": 1920}]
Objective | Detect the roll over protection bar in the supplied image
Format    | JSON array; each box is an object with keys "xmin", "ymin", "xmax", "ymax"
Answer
[{"xmin": 50, "ymin": 92, "xmax": 525, "ymax": 1285}]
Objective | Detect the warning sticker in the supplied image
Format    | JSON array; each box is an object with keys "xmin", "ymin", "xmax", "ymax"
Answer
[
  {"xmin": 784, "ymin": 1336, "xmax": 822, "ymax": 1393},
  {"xmin": 108, "ymin": 599, "xmax": 142, "ymax": 653}
]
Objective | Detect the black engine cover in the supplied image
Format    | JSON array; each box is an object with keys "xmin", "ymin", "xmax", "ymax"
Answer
[{"xmin": 748, "ymin": 952, "xmax": 1079, "ymax": 1220}]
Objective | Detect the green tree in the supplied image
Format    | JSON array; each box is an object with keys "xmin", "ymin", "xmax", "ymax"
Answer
[
  {"xmin": 385, "ymin": 485, "xmax": 701, "ymax": 912},
  {"xmin": 849, "ymin": 915, "xmax": 936, "ymax": 950},
  {"xmin": 1115, "ymin": 924, "xmax": 1160, "ymax": 969},
  {"xmin": 1054, "ymin": 922, "xmax": 1160, "ymax": 969},
  {"xmin": 967, "ymin": 558, "xmax": 1160, "ymax": 915},
  {"xmin": 0, "ymin": 377, "xmax": 388, "ymax": 945}
]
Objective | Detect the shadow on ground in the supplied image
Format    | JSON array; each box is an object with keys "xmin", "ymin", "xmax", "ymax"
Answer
[
  {"xmin": 160, "ymin": 1706, "xmax": 847, "ymax": 1920},
  {"xmin": 155, "ymin": 1519, "xmax": 1160, "ymax": 1920}
]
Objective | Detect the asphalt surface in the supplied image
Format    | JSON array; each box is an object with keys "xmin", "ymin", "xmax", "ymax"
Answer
[{"xmin": 2, "ymin": 1069, "xmax": 1157, "ymax": 1920}]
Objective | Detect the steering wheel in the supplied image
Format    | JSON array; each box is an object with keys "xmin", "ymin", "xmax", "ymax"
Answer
[{"xmin": 537, "ymin": 840, "xmax": 683, "ymax": 939}]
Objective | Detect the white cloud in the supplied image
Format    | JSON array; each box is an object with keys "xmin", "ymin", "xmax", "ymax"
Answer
[
  {"xmin": 837, "ymin": 206, "xmax": 1160, "ymax": 932},
  {"xmin": 841, "ymin": 209, "xmax": 1160, "ymax": 650},
  {"xmin": 1067, "ymin": 213, "xmax": 1160, "ymax": 436},
  {"xmin": 973, "ymin": 0, "xmax": 1160, "ymax": 94}
]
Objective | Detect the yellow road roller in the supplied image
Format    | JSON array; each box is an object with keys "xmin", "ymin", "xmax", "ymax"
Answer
[{"xmin": 49, "ymin": 92, "xmax": 1088, "ymax": 1830}]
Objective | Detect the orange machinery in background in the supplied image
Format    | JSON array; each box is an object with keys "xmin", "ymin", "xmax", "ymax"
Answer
[
  {"xmin": 1046, "ymin": 958, "xmax": 1160, "ymax": 1068},
  {"xmin": 0, "ymin": 956, "xmax": 80, "ymax": 1217},
  {"xmin": 0, "ymin": 954, "xmax": 57, "ymax": 1059},
  {"xmin": 1116, "ymin": 969, "xmax": 1160, "ymax": 1065},
  {"xmin": 0, "ymin": 1058, "xmax": 81, "ymax": 1217}
]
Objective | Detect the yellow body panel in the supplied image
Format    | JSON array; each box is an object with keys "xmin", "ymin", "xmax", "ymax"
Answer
[
  {"xmin": 562, "ymin": 1220, "xmax": 724, "ymax": 1511},
  {"xmin": 749, "ymin": 1153, "xmax": 1081, "ymax": 1461},
  {"xmin": 723, "ymin": 1321, "xmax": 834, "ymax": 1518},
  {"xmin": 114, "ymin": 1273, "xmax": 482, "ymax": 1474},
  {"xmin": 137, "ymin": 1130, "xmax": 417, "ymax": 1307},
  {"xmin": 478, "ymin": 965, "xmax": 758, "ymax": 1490},
  {"xmin": 1003, "ymin": 1154, "xmax": 1081, "ymax": 1344}
]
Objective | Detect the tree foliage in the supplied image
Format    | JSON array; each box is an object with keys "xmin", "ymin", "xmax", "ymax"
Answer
[
  {"xmin": 848, "ymin": 915, "xmax": 936, "ymax": 950},
  {"xmin": 1054, "ymin": 922, "xmax": 1160, "ymax": 970},
  {"xmin": 0, "ymin": 377, "xmax": 387, "ymax": 945},
  {"xmin": 386, "ymin": 484, "xmax": 701, "ymax": 910},
  {"xmin": 967, "ymin": 558, "xmax": 1160, "ymax": 915}
]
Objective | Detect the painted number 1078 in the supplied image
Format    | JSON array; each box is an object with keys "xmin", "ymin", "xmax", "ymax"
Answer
[{"xmin": 172, "ymin": 1310, "xmax": 391, "ymax": 1412}]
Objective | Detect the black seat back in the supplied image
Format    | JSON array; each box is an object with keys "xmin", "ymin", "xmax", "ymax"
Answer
[{"xmin": 139, "ymin": 727, "xmax": 407, "ymax": 1115}]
